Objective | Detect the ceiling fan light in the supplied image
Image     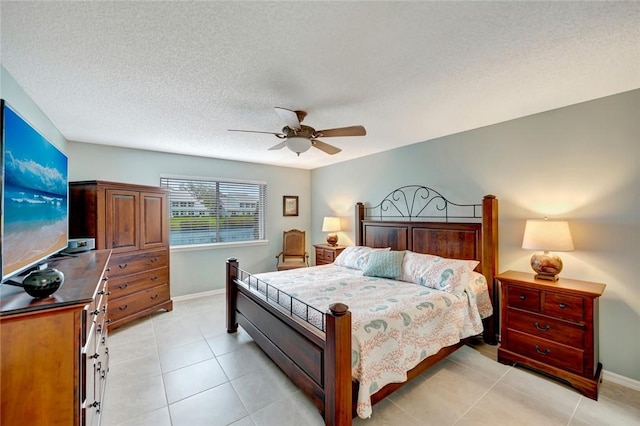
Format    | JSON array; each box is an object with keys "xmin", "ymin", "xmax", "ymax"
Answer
[{"xmin": 286, "ymin": 136, "xmax": 312, "ymax": 156}]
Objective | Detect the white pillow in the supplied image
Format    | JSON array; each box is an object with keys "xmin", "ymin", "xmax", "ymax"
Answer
[
  {"xmin": 401, "ymin": 251, "xmax": 479, "ymax": 295},
  {"xmin": 333, "ymin": 246, "xmax": 390, "ymax": 270}
]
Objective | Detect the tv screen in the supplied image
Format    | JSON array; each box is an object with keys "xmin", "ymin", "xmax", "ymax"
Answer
[{"xmin": 1, "ymin": 99, "xmax": 69, "ymax": 281}]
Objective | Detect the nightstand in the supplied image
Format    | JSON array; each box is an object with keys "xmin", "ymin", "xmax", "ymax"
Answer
[
  {"xmin": 313, "ymin": 244, "xmax": 346, "ymax": 266},
  {"xmin": 496, "ymin": 270, "xmax": 606, "ymax": 400}
]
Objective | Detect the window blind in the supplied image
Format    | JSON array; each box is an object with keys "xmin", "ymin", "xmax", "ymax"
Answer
[{"xmin": 160, "ymin": 176, "xmax": 266, "ymax": 246}]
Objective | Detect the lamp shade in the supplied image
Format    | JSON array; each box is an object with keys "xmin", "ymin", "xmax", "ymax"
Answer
[
  {"xmin": 522, "ymin": 219, "xmax": 575, "ymax": 252},
  {"xmin": 322, "ymin": 217, "xmax": 341, "ymax": 232}
]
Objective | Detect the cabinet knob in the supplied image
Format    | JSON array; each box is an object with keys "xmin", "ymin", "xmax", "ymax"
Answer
[
  {"xmin": 118, "ymin": 263, "xmax": 128, "ymax": 269},
  {"xmin": 150, "ymin": 275, "xmax": 159, "ymax": 281},
  {"xmin": 150, "ymin": 257, "xmax": 159, "ymax": 263},
  {"xmin": 91, "ymin": 309, "xmax": 100, "ymax": 316},
  {"xmin": 89, "ymin": 353, "xmax": 100, "ymax": 359},
  {"xmin": 119, "ymin": 283, "xmax": 128, "ymax": 290},
  {"xmin": 102, "ymin": 276, "xmax": 109, "ymax": 282},
  {"xmin": 519, "ymin": 295, "xmax": 526, "ymax": 300},
  {"xmin": 118, "ymin": 304, "xmax": 129, "ymax": 311},
  {"xmin": 534, "ymin": 345, "xmax": 551, "ymax": 355},
  {"xmin": 559, "ymin": 303, "xmax": 567, "ymax": 309},
  {"xmin": 150, "ymin": 294, "xmax": 159, "ymax": 300},
  {"xmin": 534, "ymin": 322, "xmax": 551, "ymax": 331}
]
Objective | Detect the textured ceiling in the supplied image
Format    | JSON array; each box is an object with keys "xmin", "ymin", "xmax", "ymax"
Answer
[{"xmin": 1, "ymin": 1, "xmax": 639, "ymax": 170}]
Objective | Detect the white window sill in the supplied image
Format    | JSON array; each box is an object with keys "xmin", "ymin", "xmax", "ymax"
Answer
[{"xmin": 170, "ymin": 239, "xmax": 269, "ymax": 253}]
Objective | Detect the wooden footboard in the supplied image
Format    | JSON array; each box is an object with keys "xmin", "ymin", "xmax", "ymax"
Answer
[{"xmin": 226, "ymin": 259, "xmax": 352, "ymax": 425}]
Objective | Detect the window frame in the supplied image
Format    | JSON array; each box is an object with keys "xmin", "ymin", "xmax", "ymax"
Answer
[{"xmin": 160, "ymin": 174, "xmax": 267, "ymax": 250}]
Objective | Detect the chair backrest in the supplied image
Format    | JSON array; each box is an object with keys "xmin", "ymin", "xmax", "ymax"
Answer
[{"xmin": 282, "ymin": 229, "xmax": 305, "ymax": 257}]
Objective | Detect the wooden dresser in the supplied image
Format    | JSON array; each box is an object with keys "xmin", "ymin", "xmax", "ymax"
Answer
[
  {"xmin": 313, "ymin": 244, "xmax": 346, "ymax": 265},
  {"xmin": 69, "ymin": 181, "xmax": 172, "ymax": 330},
  {"xmin": 0, "ymin": 250, "xmax": 111, "ymax": 426},
  {"xmin": 496, "ymin": 270, "xmax": 606, "ymax": 399}
]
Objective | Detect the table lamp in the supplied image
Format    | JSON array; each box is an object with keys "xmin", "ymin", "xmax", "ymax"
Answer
[
  {"xmin": 322, "ymin": 216, "xmax": 341, "ymax": 246},
  {"xmin": 522, "ymin": 217, "xmax": 574, "ymax": 281}
]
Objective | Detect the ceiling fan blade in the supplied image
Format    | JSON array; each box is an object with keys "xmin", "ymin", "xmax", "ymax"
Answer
[
  {"xmin": 228, "ymin": 129, "xmax": 286, "ymax": 137},
  {"xmin": 312, "ymin": 139, "xmax": 342, "ymax": 155},
  {"xmin": 314, "ymin": 125, "xmax": 366, "ymax": 138},
  {"xmin": 268, "ymin": 141, "xmax": 287, "ymax": 150},
  {"xmin": 274, "ymin": 107, "xmax": 302, "ymax": 130}
]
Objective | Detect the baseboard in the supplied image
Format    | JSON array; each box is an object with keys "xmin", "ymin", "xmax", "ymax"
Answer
[
  {"xmin": 172, "ymin": 288, "xmax": 225, "ymax": 302},
  {"xmin": 603, "ymin": 369, "xmax": 640, "ymax": 392}
]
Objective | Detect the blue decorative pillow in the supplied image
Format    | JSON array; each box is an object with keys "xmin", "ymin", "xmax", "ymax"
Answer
[{"xmin": 362, "ymin": 250, "xmax": 405, "ymax": 279}]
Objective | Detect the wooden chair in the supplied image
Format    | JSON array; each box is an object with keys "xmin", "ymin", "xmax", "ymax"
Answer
[{"xmin": 275, "ymin": 229, "xmax": 309, "ymax": 271}]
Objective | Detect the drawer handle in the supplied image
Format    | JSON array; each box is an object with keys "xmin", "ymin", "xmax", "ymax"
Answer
[
  {"xmin": 150, "ymin": 275, "xmax": 159, "ymax": 281},
  {"xmin": 102, "ymin": 276, "xmax": 109, "ymax": 282},
  {"xmin": 106, "ymin": 267, "xmax": 111, "ymax": 272},
  {"xmin": 89, "ymin": 353, "xmax": 100, "ymax": 359},
  {"xmin": 90, "ymin": 309, "xmax": 100, "ymax": 316},
  {"xmin": 150, "ymin": 257, "xmax": 159, "ymax": 263},
  {"xmin": 150, "ymin": 294, "xmax": 159, "ymax": 300},
  {"xmin": 119, "ymin": 263, "xmax": 128, "ymax": 269},
  {"xmin": 519, "ymin": 295, "xmax": 526, "ymax": 300},
  {"xmin": 534, "ymin": 322, "xmax": 550, "ymax": 331},
  {"xmin": 559, "ymin": 303, "xmax": 567, "ymax": 309},
  {"xmin": 534, "ymin": 345, "xmax": 551, "ymax": 355},
  {"xmin": 119, "ymin": 284, "xmax": 128, "ymax": 290},
  {"xmin": 118, "ymin": 304, "xmax": 128, "ymax": 311}
]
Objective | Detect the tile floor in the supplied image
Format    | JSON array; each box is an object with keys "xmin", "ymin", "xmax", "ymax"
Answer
[{"xmin": 102, "ymin": 294, "xmax": 639, "ymax": 426}]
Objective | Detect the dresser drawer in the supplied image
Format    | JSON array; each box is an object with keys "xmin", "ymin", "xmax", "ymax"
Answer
[
  {"xmin": 506, "ymin": 329, "xmax": 585, "ymax": 375},
  {"xmin": 543, "ymin": 292, "xmax": 584, "ymax": 323},
  {"xmin": 108, "ymin": 249, "xmax": 168, "ymax": 278},
  {"xmin": 109, "ymin": 267, "xmax": 168, "ymax": 300},
  {"xmin": 316, "ymin": 249, "xmax": 326, "ymax": 262},
  {"xmin": 507, "ymin": 285, "xmax": 540, "ymax": 312},
  {"xmin": 108, "ymin": 284, "xmax": 170, "ymax": 323},
  {"xmin": 506, "ymin": 308, "xmax": 585, "ymax": 348}
]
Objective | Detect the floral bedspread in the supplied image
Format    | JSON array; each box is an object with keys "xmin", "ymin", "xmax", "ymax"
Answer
[{"xmin": 248, "ymin": 265, "xmax": 492, "ymax": 419}]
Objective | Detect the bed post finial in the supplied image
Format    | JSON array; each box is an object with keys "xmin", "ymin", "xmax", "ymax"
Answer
[{"xmin": 226, "ymin": 257, "xmax": 239, "ymax": 333}]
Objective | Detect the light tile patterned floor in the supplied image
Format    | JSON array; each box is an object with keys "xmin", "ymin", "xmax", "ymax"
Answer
[{"xmin": 101, "ymin": 294, "xmax": 640, "ymax": 426}]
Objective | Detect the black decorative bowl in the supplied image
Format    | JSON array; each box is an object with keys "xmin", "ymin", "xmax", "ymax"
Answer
[{"xmin": 22, "ymin": 268, "xmax": 65, "ymax": 298}]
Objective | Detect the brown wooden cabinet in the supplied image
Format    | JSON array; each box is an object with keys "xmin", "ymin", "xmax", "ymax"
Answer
[
  {"xmin": 496, "ymin": 270, "xmax": 606, "ymax": 399},
  {"xmin": 0, "ymin": 250, "xmax": 111, "ymax": 426},
  {"xmin": 313, "ymin": 244, "xmax": 346, "ymax": 265},
  {"xmin": 70, "ymin": 181, "xmax": 172, "ymax": 330}
]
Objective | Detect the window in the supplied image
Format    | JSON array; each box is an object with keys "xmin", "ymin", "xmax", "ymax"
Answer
[{"xmin": 160, "ymin": 176, "xmax": 267, "ymax": 247}]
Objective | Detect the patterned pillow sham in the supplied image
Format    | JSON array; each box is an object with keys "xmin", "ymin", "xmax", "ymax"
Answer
[
  {"xmin": 401, "ymin": 251, "xmax": 479, "ymax": 295},
  {"xmin": 362, "ymin": 250, "xmax": 406, "ymax": 279},
  {"xmin": 333, "ymin": 246, "xmax": 390, "ymax": 270}
]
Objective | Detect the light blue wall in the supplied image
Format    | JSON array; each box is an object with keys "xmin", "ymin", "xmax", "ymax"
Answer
[
  {"xmin": 1, "ymin": 67, "xmax": 67, "ymax": 152},
  {"xmin": 67, "ymin": 141, "xmax": 311, "ymax": 297},
  {"xmin": 311, "ymin": 89, "xmax": 640, "ymax": 381}
]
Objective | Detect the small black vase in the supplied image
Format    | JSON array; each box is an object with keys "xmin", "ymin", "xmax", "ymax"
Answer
[{"xmin": 22, "ymin": 268, "xmax": 65, "ymax": 298}]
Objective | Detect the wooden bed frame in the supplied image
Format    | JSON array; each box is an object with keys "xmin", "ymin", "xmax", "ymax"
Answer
[{"xmin": 226, "ymin": 188, "xmax": 498, "ymax": 425}]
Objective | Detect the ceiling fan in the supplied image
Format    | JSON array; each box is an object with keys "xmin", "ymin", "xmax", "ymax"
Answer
[{"xmin": 228, "ymin": 107, "xmax": 366, "ymax": 156}]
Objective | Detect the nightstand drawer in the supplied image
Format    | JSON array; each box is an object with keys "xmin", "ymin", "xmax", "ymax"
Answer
[
  {"xmin": 316, "ymin": 249, "xmax": 326, "ymax": 262},
  {"xmin": 506, "ymin": 329, "xmax": 585, "ymax": 375},
  {"xmin": 543, "ymin": 292, "xmax": 584, "ymax": 322},
  {"xmin": 322, "ymin": 250, "xmax": 336, "ymax": 262},
  {"xmin": 507, "ymin": 285, "xmax": 540, "ymax": 312},
  {"xmin": 506, "ymin": 308, "xmax": 585, "ymax": 348}
]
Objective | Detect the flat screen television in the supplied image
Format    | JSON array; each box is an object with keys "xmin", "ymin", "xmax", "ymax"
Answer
[{"xmin": 1, "ymin": 99, "xmax": 69, "ymax": 282}]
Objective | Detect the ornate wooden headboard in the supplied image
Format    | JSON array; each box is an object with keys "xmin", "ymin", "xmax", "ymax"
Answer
[{"xmin": 354, "ymin": 185, "xmax": 499, "ymax": 344}]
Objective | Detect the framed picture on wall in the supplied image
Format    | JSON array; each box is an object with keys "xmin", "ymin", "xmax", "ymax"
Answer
[{"xmin": 283, "ymin": 195, "xmax": 298, "ymax": 216}]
